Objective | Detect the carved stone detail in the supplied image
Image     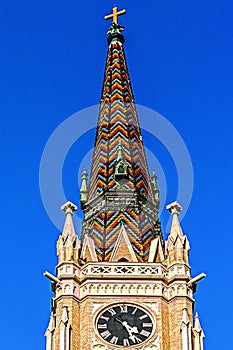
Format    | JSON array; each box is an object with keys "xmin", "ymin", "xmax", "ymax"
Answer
[
  {"xmin": 91, "ymin": 334, "xmax": 160, "ymax": 350},
  {"xmin": 55, "ymin": 280, "xmax": 80, "ymax": 298},
  {"xmin": 168, "ymin": 282, "xmax": 190, "ymax": 299},
  {"xmin": 91, "ymin": 335, "xmax": 109, "ymax": 350},
  {"xmin": 80, "ymin": 263, "xmax": 167, "ymax": 278},
  {"xmin": 57, "ymin": 262, "xmax": 190, "ymax": 280},
  {"xmin": 57, "ymin": 263, "xmax": 78, "ymax": 277},
  {"xmin": 142, "ymin": 335, "xmax": 160, "ymax": 349},
  {"xmin": 54, "ymin": 280, "xmax": 191, "ymax": 300},
  {"xmin": 54, "ymin": 262, "xmax": 193, "ymax": 301},
  {"xmin": 81, "ymin": 282, "xmax": 165, "ymax": 298},
  {"xmin": 167, "ymin": 264, "xmax": 190, "ymax": 278}
]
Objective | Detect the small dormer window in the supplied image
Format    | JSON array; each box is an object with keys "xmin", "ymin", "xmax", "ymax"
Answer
[
  {"xmin": 118, "ymin": 257, "xmax": 129, "ymax": 262},
  {"xmin": 118, "ymin": 165, "xmax": 125, "ymax": 174},
  {"xmin": 115, "ymin": 161, "xmax": 128, "ymax": 181},
  {"xmin": 114, "ymin": 140, "xmax": 129, "ymax": 181}
]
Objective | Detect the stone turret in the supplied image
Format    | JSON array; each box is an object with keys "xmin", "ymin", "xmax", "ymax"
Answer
[
  {"xmin": 56, "ymin": 201, "xmax": 80, "ymax": 263},
  {"xmin": 166, "ymin": 201, "xmax": 190, "ymax": 265}
]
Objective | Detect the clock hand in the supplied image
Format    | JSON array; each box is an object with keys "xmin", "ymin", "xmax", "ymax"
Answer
[
  {"xmin": 122, "ymin": 321, "xmax": 139, "ymax": 334},
  {"xmin": 115, "ymin": 317, "xmax": 123, "ymax": 324},
  {"xmin": 129, "ymin": 334, "xmax": 142, "ymax": 344},
  {"xmin": 114, "ymin": 318, "xmax": 139, "ymax": 342},
  {"xmin": 120, "ymin": 320, "xmax": 139, "ymax": 343}
]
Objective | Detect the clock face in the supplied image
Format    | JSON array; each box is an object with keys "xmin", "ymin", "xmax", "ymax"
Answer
[{"xmin": 95, "ymin": 304, "xmax": 154, "ymax": 347}]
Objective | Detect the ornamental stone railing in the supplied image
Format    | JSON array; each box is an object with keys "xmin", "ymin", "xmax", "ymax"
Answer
[
  {"xmin": 57, "ymin": 262, "xmax": 190, "ymax": 280},
  {"xmin": 79, "ymin": 263, "xmax": 167, "ymax": 278}
]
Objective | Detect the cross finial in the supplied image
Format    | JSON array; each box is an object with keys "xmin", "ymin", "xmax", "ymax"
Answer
[{"xmin": 104, "ymin": 6, "xmax": 126, "ymax": 25}]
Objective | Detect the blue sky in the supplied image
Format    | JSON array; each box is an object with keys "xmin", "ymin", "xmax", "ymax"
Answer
[{"xmin": 1, "ymin": 1, "xmax": 232, "ymax": 349}]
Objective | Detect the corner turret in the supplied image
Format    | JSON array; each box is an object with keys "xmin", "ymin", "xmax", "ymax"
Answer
[
  {"xmin": 166, "ymin": 201, "xmax": 190, "ymax": 265},
  {"xmin": 56, "ymin": 201, "xmax": 80, "ymax": 263}
]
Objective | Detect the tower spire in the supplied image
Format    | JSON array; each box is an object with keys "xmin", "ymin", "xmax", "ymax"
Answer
[{"xmin": 80, "ymin": 12, "xmax": 161, "ymax": 262}]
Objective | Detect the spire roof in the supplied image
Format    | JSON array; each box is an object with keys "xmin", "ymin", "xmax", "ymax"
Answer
[
  {"xmin": 80, "ymin": 12, "xmax": 162, "ymax": 262},
  {"xmin": 88, "ymin": 23, "xmax": 153, "ymax": 201}
]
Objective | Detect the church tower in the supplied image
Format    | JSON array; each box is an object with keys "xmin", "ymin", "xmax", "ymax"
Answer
[{"xmin": 44, "ymin": 7, "xmax": 205, "ymax": 350}]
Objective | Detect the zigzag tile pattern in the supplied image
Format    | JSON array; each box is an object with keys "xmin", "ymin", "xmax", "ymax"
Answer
[
  {"xmin": 81, "ymin": 30, "xmax": 162, "ymax": 262},
  {"xmin": 88, "ymin": 42, "xmax": 153, "ymax": 201}
]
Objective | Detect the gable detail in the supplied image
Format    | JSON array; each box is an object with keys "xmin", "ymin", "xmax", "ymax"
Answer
[{"xmin": 110, "ymin": 223, "xmax": 137, "ymax": 262}]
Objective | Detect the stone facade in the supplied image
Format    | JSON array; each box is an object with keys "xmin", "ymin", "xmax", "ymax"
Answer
[{"xmin": 44, "ymin": 201, "xmax": 204, "ymax": 350}]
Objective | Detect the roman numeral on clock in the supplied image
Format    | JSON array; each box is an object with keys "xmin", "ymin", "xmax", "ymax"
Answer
[
  {"xmin": 110, "ymin": 336, "xmax": 118, "ymax": 344},
  {"xmin": 100, "ymin": 330, "xmax": 111, "ymax": 339},
  {"xmin": 139, "ymin": 314, "xmax": 148, "ymax": 320},
  {"xmin": 123, "ymin": 338, "xmax": 130, "ymax": 346},
  {"xmin": 120, "ymin": 305, "xmax": 128, "ymax": 313},
  {"xmin": 100, "ymin": 315, "xmax": 109, "ymax": 321},
  {"xmin": 97, "ymin": 324, "xmax": 107, "ymax": 329},
  {"xmin": 140, "ymin": 330, "xmax": 150, "ymax": 337},
  {"xmin": 142, "ymin": 322, "xmax": 153, "ymax": 327},
  {"xmin": 108, "ymin": 308, "xmax": 116, "ymax": 316}
]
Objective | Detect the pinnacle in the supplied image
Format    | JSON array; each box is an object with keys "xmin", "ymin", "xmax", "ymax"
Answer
[
  {"xmin": 80, "ymin": 169, "xmax": 88, "ymax": 208},
  {"xmin": 166, "ymin": 201, "xmax": 183, "ymax": 214},
  {"xmin": 166, "ymin": 201, "xmax": 184, "ymax": 236},
  {"xmin": 194, "ymin": 312, "xmax": 202, "ymax": 330},
  {"xmin": 60, "ymin": 201, "xmax": 77, "ymax": 240},
  {"xmin": 61, "ymin": 201, "xmax": 77, "ymax": 215},
  {"xmin": 182, "ymin": 308, "xmax": 190, "ymax": 324}
]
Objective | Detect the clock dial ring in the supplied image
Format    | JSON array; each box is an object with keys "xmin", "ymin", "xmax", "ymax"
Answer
[{"xmin": 95, "ymin": 303, "xmax": 155, "ymax": 347}]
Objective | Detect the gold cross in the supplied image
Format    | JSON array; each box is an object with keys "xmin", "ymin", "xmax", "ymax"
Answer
[{"xmin": 104, "ymin": 6, "xmax": 126, "ymax": 25}]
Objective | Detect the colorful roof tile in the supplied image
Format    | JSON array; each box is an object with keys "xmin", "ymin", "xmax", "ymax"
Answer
[{"xmin": 80, "ymin": 22, "xmax": 162, "ymax": 262}]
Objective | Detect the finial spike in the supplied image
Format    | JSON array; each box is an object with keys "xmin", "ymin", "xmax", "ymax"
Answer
[
  {"xmin": 151, "ymin": 171, "xmax": 160, "ymax": 210},
  {"xmin": 80, "ymin": 169, "xmax": 88, "ymax": 209}
]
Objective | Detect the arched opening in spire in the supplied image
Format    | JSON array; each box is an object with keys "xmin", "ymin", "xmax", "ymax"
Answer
[{"xmin": 118, "ymin": 257, "xmax": 129, "ymax": 262}]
